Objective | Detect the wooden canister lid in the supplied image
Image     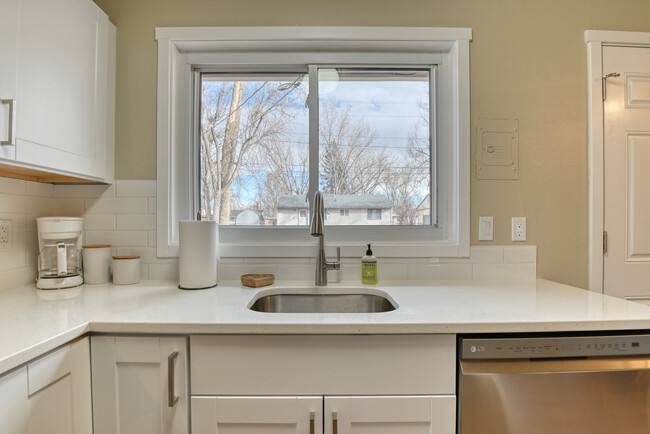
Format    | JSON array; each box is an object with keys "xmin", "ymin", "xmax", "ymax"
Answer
[
  {"xmin": 112, "ymin": 255, "xmax": 140, "ymax": 260},
  {"xmin": 83, "ymin": 244, "xmax": 111, "ymax": 249}
]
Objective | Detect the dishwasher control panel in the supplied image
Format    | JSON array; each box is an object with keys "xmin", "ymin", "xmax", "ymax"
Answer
[{"xmin": 460, "ymin": 335, "xmax": 650, "ymax": 359}]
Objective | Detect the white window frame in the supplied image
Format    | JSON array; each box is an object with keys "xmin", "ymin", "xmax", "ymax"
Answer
[{"xmin": 156, "ymin": 27, "xmax": 471, "ymax": 258}]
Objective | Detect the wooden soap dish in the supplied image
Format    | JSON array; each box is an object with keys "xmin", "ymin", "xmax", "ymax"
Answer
[{"xmin": 241, "ymin": 274, "xmax": 275, "ymax": 288}]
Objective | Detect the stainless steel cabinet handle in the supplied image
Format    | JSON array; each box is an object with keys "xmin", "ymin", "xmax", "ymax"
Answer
[
  {"xmin": 168, "ymin": 351, "xmax": 179, "ymax": 407},
  {"xmin": 1, "ymin": 99, "xmax": 16, "ymax": 146},
  {"xmin": 309, "ymin": 411, "xmax": 315, "ymax": 434},
  {"xmin": 332, "ymin": 411, "xmax": 338, "ymax": 434}
]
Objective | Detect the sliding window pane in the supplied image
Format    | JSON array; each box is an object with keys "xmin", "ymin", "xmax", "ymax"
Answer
[
  {"xmin": 200, "ymin": 72, "xmax": 309, "ymax": 226},
  {"xmin": 318, "ymin": 68, "xmax": 431, "ymax": 226}
]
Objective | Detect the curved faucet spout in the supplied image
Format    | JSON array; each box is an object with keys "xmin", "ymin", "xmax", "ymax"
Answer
[
  {"xmin": 310, "ymin": 190, "xmax": 324, "ymax": 237},
  {"xmin": 309, "ymin": 190, "xmax": 340, "ymax": 285}
]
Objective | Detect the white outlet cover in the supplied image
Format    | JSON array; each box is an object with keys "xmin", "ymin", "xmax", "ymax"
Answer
[
  {"xmin": 0, "ymin": 219, "xmax": 11, "ymax": 248},
  {"xmin": 512, "ymin": 217, "xmax": 526, "ymax": 242}
]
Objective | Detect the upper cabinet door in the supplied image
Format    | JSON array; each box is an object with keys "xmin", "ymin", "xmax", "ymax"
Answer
[
  {"xmin": 14, "ymin": 0, "xmax": 114, "ymax": 181},
  {"xmin": 0, "ymin": 0, "xmax": 18, "ymax": 159}
]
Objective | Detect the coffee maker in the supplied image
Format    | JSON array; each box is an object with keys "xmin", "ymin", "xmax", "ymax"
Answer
[{"xmin": 36, "ymin": 217, "xmax": 83, "ymax": 290}]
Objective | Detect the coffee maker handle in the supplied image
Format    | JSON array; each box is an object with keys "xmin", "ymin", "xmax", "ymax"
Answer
[{"xmin": 57, "ymin": 243, "xmax": 67, "ymax": 275}]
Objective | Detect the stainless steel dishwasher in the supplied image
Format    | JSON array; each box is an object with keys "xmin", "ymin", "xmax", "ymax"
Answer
[{"xmin": 458, "ymin": 334, "xmax": 650, "ymax": 434}]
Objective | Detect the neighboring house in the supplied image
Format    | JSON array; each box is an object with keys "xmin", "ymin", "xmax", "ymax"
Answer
[
  {"xmin": 277, "ymin": 194, "xmax": 392, "ymax": 226},
  {"xmin": 416, "ymin": 195, "xmax": 431, "ymax": 225}
]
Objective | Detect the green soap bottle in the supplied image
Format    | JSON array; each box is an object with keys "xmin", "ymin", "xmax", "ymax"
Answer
[{"xmin": 361, "ymin": 243, "xmax": 377, "ymax": 285}]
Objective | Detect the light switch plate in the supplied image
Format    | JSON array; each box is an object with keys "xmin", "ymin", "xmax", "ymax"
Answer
[
  {"xmin": 512, "ymin": 217, "xmax": 526, "ymax": 242},
  {"xmin": 478, "ymin": 216, "xmax": 493, "ymax": 241}
]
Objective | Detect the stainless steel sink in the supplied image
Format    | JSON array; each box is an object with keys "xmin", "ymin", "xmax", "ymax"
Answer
[{"xmin": 249, "ymin": 291, "xmax": 397, "ymax": 313}]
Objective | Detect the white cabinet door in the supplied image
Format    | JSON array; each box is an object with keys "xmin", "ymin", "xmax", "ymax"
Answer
[
  {"xmin": 324, "ymin": 396, "xmax": 456, "ymax": 434},
  {"xmin": 91, "ymin": 336, "xmax": 189, "ymax": 434},
  {"xmin": 0, "ymin": 367, "xmax": 29, "ymax": 434},
  {"xmin": 0, "ymin": 0, "xmax": 18, "ymax": 157},
  {"xmin": 14, "ymin": 0, "xmax": 114, "ymax": 180},
  {"xmin": 191, "ymin": 396, "xmax": 323, "ymax": 434},
  {"xmin": 26, "ymin": 337, "xmax": 93, "ymax": 434}
]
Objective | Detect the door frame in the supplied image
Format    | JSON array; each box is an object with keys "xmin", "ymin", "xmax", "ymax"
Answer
[{"xmin": 585, "ymin": 30, "xmax": 650, "ymax": 292}]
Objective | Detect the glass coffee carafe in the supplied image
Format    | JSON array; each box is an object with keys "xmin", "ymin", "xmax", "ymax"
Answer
[{"xmin": 38, "ymin": 242, "xmax": 81, "ymax": 279}]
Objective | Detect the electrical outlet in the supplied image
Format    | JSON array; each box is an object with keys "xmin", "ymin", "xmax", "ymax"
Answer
[
  {"xmin": 511, "ymin": 217, "xmax": 526, "ymax": 242},
  {"xmin": 0, "ymin": 219, "xmax": 11, "ymax": 248}
]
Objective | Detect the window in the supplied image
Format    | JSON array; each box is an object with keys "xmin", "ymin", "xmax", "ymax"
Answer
[
  {"xmin": 367, "ymin": 209, "xmax": 382, "ymax": 221},
  {"xmin": 198, "ymin": 68, "xmax": 431, "ymax": 228},
  {"xmin": 156, "ymin": 27, "xmax": 470, "ymax": 258}
]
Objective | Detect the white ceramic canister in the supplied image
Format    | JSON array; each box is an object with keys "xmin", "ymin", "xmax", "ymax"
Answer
[
  {"xmin": 82, "ymin": 244, "xmax": 112, "ymax": 284},
  {"xmin": 112, "ymin": 256, "xmax": 141, "ymax": 285}
]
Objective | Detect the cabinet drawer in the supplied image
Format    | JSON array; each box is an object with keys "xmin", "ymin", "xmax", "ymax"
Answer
[
  {"xmin": 191, "ymin": 334, "xmax": 455, "ymax": 395},
  {"xmin": 27, "ymin": 343, "xmax": 71, "ymax": 395}
]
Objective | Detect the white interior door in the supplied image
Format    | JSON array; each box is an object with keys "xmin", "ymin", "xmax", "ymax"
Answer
[{"xmin": 603, "ymin": 45, "xmax": 650, "ymax": 299}]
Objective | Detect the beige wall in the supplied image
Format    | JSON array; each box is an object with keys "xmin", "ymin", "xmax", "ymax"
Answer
[{"xmin": 93, "ymin": 0, "xmax": 650, "ymax": 288}]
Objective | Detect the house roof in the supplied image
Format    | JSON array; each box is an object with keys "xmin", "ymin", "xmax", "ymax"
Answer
[{"xmin": 277, "ymin": 194, "xmax": 392, "ymax": 209}]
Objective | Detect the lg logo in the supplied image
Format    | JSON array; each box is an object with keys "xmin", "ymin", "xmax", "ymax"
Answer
[{"xmin": 470, "ymin": 345, "xmax": 485, "ymax": 353}]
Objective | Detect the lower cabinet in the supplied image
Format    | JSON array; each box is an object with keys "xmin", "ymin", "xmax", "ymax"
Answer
[
  {"xmin": 90, "ymin": 335, "xmax": 189, "ymax": 434},
  {"xmin": 0, "ymin": 337, "xmax": 92, "ymax": 434},
  {"xmin": 191, "ymin": 395, "xmax": 455, "ymax": 434},
  {"xmin": 190, "ymin": 335, "xmax": 457, "ymax": 434}
]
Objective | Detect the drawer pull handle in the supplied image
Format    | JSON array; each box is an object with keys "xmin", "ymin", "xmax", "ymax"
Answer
[
  {"xmin": 1, "ymin": 99, "xmax": 16, "ymax": 146},
  {"xmin": 332, "ymin": 411, "xmax": 338, "ymax": 434},
  {"xmin": 168, "ymin": 351, "xmax": 179, "ymax": 407},
  {"xmin": 310, "ymin": 411, "xmax": 315, "ymax": 434}
]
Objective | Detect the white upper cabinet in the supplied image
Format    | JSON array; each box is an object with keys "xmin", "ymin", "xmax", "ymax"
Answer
[
  {"xmin": 0, "ymin": 0, "xmax": 115, "ymax": 182},
  {"xmin": 0, "ymin": 0, "xmax": 18, "ymax": 159}
]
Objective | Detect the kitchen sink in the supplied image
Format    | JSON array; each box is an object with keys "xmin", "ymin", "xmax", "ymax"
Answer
[{"xmin": 248, "ymin": 289, "xmax": 397, "ymax": 313}]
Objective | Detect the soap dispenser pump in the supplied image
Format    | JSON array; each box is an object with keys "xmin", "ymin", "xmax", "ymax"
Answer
[{"xmin": 361, "ymin": 243, "xmax": 377, "ymax": 285}]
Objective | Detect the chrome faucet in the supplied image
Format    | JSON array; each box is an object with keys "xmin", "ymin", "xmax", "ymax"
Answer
[{"xmin": 310, "ymin": 191, "xmax": 340, "ymax": 286}]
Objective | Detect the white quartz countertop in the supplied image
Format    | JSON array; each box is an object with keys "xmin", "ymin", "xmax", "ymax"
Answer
[{"xmin": 2, "ymin": 278, "xmax": 650, "ymax": 375}]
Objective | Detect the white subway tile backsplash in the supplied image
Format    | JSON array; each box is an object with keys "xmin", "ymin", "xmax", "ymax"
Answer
[
  {"xmin": 52, "ymin": 198, "xmax": 84, "ymax": 216},
  {"xmin": 53, "ymin": 184, "xmax": 114, "ymax": 198},
  {"xmin": 0, "ymin": 177, "xmax": 26, "ymax": 195},
  {"xmin": 84, "ymin": 230, "xmax": 149, "ymax": 247},
  {"xmin": 0, "ymin": 250, "xmax": 26, "ymax": 271},
  {"xmin": 24, "ymin": 181, "xmax": 54, "ymax": 197},
  {"xmin": 116, "ymin": 180, "xmax": 156, "ymax": 197},
  {"xmin": 83, "ymin": 214, "xmax": 116, "ymax": 231},
  {"xmin": 472, "ymin": 263, "xmax": 537, "ymax": 280},
  {"xmin": 148, "ymin": 264, "xmax": 178, "ymax": 281},
  {"xmin": 408, "ymin": 263, "xmax": 473, "ymax": 280},
  {"xmin": 148, "ymin": 231, "xmax": 157, "ymax": 247},
  {"xmin": 441, "ymin": 246, "xmax": 504, "ymax": 264},
  {"xmin": 116, "ymin": 214, "xmax": 156, "ymax": 231},
  {"xmin": 504, "ymin": 245, "xmax": 537, "ymax": 263},
  {"xmin": 84, "ymin": 197, "xmax": 148, "ymax": 214},
  {"xmin": 0, "ymin": 179, "xmax": 538, "ymax": 288},
  {"xmin": 148, "ymin": 198, "xmax": 156, "ymax": 213}
]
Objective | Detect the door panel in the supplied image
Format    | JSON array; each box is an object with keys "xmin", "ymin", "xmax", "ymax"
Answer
[
  {"xmin": 603, "ymin": 45, "xmax": 650, "ymax": 298},
  {"xmin": 91, "ymin": 336, "xmax": 189, "ymax": 434},
  {"xmin": 460, "ymin": 358, "xmax": 650, "ymax": 434},
  {"xmin": 0, "ymin": 368, "xmax": 29, "ymax": 434},
  {"xmin": 325, "ymin": 396, "xmax": 455, "ymax": 434},
  {"xmin": 191, "ymin": 396, "xmax": 323, "ymax": 434}
]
